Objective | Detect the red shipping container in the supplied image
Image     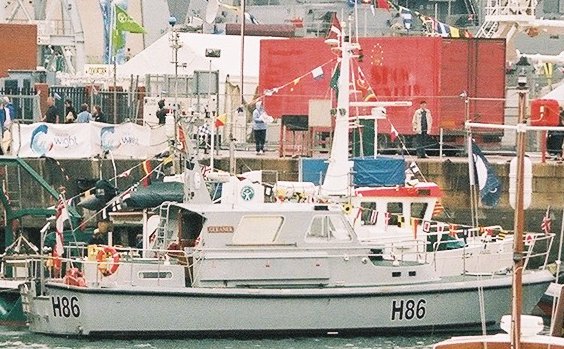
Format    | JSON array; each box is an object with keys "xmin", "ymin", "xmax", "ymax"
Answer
[
  {"xmin": 259, "ymin": 37, "xmax": 506, "ymax": 137},
  {"xmin": 530, "ymin": 99, "xmax": 560, "ymax": 126}
]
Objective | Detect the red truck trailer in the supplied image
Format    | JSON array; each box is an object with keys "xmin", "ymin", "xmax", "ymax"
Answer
[{"xmin": 258, "ymin": 36, "xmax": 506, "ymax": 155}]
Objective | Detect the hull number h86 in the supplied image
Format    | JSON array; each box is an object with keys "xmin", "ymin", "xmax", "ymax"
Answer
[
  {"xmin": 51, "ymin": 296, "xmax": 80, "ymax": 318},
  {"xmin": 391, "ymin": 299, "xmax": 426, "ymax": 321}
]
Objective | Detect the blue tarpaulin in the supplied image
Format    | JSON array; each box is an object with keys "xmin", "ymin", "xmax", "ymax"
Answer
[{"xmin": 300, "ymin": 157, "xmax": 406, "ymax": 187}]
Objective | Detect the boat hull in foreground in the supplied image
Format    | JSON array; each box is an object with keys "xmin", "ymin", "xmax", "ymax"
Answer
[
  {"xmin": 434, "ymin": 334, "xmax": 564, "ymax": 349},
  {"xmin": 23, "ymin": 270, "xmax": 552, "ymax": 337}
]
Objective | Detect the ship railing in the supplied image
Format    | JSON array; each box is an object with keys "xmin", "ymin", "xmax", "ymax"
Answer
[
  {"xmin": 21, "ymin": 232, "xmax": 556, "ymax": 294},
  {"xmin": 429, "ymin": 230, "xmax": 555, "ymax": 274},
  {"xmin": 520, "ymin": 231, "xmax": 555, "ymax": 270},
  {"xmin": 23, "ymin": 245, "xmax": 200, "ymax": 295}
]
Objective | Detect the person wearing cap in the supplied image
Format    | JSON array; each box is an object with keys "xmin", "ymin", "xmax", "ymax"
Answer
[
  {"xmin": 252, "ymin": 100, "xmax": 268, "ymax": 155},
  {"xmin": 412, "ymin": 100, "xmax": 433, "ymax": 158}
]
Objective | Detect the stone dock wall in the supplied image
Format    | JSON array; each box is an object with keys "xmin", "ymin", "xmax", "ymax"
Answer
[{"xmin": 3, "ymin": 157, "xmax": 563, "ymax": 230}]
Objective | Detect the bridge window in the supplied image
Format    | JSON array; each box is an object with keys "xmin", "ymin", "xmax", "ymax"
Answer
[
  {"xmin": 386, "ymin": 202, "xmax": 403, "ymax": 226},
  {"xmin": 411, "ymin": 203, "xmax": 428, "ymax": 219},
  {"xmin": 360, "ymin": 202, "xmax": 378, "ymax": 225},
  {"xmin": 306, "ymin": 215, "xmax": 352, "ymax": 242}
]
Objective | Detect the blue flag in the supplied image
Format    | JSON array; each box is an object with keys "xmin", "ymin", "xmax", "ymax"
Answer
[{"xmin": 472, "ymin": 142, "xmax": 501, "ymax": 207}]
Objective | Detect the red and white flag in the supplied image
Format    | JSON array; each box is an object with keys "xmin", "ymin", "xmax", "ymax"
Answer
[
  {"xmin": 390, "ymin": 125, "xmax": 399, "ymax": 142},
  {"xmin": 325, "ymin": 13, "xmax": 341, "ymax": 45},
  {"xmin": 369, "ymin": 209, "xmax": 378, "ymax": 225},
  {"xmin": 53, "ymin": 196, "xmax": 69, "ymax": 258},
  {"xmin": 118, "ymin": 169, "xmax": 132, "ymax": 178},
  {"xmin": 541, "ymin": 206, "xmax": 551, "ymax": 235}
]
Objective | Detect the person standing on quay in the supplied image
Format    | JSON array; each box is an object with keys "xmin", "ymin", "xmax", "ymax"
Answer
[
  {"xmin": 42, "ymin": 97, "xmax": 59, "ymax": 123},
  {"xmin": 93, "ymin": 105, "xmax": 107, "ymax": 123},
  {"xmin": 156, "ymin": 99, "xmax": 167, "ymax": 125},
  {"xmin": 76, "ymin": 103, "xmax": 93, "ymax": 123},
  {"xmin": 64, "ymin": 99, "xmax": 77, "ymax": 123},
  {"xmin": 252, "ymin": 100, "xmax": 268, "ymax": 155},
  {"xmin": 412, "ymin": 100, "xmax": 432, "ymax": 158}
]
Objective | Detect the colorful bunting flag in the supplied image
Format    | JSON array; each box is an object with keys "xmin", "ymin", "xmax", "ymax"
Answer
[
  {"xmin": 373, "ymin": 0, "xmax": 390, "ymax": 10},
  {"xmin": 449, "ymin": 224, "xmax": 457, "ymax": 238},
  {"xmin": 369, "ymin": 210, "xmax": 378, "ymax": 225},
  {"xmin": 432, "ymin": 201, "xmax": 444, "ymax": 217},
  {"xmin": 390, "ymin": 125, "xmax": 399, "ymax": 142},
  {"xmin": 142, "ymin": 160, "xmax": 152, "ymax": 187},
  {"xmin": 311, "ymin": 66, "xmax": 324, "ymax": 80},
  {"xmin": 411, "ymin": 217, "xmax": 419, "ymax": 239},
  {"xmin": 118, "ymin": 169, "xmax": 131, "ymax": 178},
  {"xmin": 215, "ymin": 113, "xmax": 227, "ymax": 128},
  {"xmin": 409, "ymin": 161, "xmax": 421, "ymax": 175}
]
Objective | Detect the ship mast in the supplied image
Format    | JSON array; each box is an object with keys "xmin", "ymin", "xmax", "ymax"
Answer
[
  {"xmin": 510, "ymin": 74, "xmax": 528, "ymax": 349},
  {"xmin": 319, "ymin": 18, "xmax": 353, "ymax": 197}
]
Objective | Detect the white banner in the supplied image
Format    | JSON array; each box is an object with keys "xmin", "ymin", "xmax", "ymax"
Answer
[{"xmin": 11, "ymin": 122, "xmax": 168, "ymax": 159}]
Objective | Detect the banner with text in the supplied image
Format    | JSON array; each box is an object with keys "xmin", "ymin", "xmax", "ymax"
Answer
[{"xmin": 11, "ymin": 122, "xmax": 168, "ymax": 159}]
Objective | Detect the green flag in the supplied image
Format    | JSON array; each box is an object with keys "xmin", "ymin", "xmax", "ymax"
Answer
[
  {"xmin": 330, "ymin": 63, "xmax": 340, "ymax": 95},
  {"xmin": 112, "ymin": 28, "xmax": 125, "ymax": 53},
  {"xmin": 115, "ymin": 5, "xmax": 145, "ymax": 33}
]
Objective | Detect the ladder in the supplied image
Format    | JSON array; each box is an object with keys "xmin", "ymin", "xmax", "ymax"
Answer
[{"xmin": 154, "ymin": 202, "xmax": 174, "ymax": 250}]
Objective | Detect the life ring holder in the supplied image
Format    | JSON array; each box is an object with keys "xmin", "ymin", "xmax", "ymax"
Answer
[{"xmin": 96, "ymin": 245, "xmax": 120, "ymax": 277}]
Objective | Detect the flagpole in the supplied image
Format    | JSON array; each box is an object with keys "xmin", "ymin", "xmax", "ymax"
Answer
[
  {"xmin": 464, "ymin": 92, "xmax": 479, "ymax": 227},
  {"xmin": 231, "ymin": 0, "xmax": 245, "ymax": 175},
  {"xmin": 112, "ymin": 2, "xmax": 117, "ymax": 124}
]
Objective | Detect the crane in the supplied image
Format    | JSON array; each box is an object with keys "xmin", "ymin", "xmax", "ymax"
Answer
[
  {"xmin": 1, "ymin": 0, "xmax": 85, "ymax": 74},
  {"xmin": 476, "ymin": 0, "xmax": 564, "ymax": 62}
]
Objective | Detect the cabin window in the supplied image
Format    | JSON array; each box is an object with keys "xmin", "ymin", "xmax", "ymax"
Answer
[
  {"xmin": 139, "ymin": 271, "xmax": 173, "ymax": 279},
  {"xmin": 360, "ymin": 202, "xmax": 378, "ymax": 225},
  {"xmin": 232, "ymin": 215, "xmax": 283, "ymax": 244},
  {"xmin": 386, "ymin": 202, "xmax": 403, "ymax": 226},
  {"xmin": 411, "ymin": 203, "xmax": 428, "ymax": 219},
  {"xmin": 306, "ymin": 215, "xmax": 352, "ymax": 242}
]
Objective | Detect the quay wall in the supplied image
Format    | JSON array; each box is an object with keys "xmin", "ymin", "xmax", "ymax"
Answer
[{"xmin": 3, "ymin": 157, "xmax": 563, "ymax": 231}]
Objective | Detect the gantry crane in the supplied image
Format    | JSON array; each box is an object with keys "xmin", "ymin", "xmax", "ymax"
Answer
[{"xmin": 0, "ymin": 0, "xmax": 85, "ymax": 74}]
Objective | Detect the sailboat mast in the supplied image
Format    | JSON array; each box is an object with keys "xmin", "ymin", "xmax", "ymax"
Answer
[{"xmin": 511, "ymin": 75, "xmax": 528, "ymax": 349}]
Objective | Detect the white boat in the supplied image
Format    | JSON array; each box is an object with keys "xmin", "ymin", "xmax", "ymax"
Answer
[
  {"xmin": 434, "ymin": 315, "xmax": 564, "ymax": 349},
  {"xmin": 19, "ymin": 200, "xmax": 554, "ymax": 337}
]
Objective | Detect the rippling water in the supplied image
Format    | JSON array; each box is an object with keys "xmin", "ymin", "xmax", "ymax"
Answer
[{"xmin": 0, "ymin": 327, "xmax": 453, "ymax": 349}]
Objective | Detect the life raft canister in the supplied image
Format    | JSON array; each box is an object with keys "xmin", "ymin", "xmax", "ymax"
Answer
[
  {"xmin": 96, "ymin": 245, "xmax": 120, "ymax": 277},
  {"xmin": 63, "ymin": 267, "xmax": 86, "ymax": 287}
]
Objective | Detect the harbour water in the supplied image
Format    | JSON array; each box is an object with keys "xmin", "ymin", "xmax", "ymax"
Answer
[{"xmin": 0, "ymin": 326, "xmax": 456, "ymax": 349}]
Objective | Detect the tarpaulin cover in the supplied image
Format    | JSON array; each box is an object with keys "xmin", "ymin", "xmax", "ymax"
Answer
[
  {"xmin": 124, "ymin": 181, "xmax": 184, "ymax": 209},
  {"xmin": 300, "ymin": 157, "xmax": 405, "ymax": 187},
  {"xmin": 352, "ymin": 157, "xmax": 405, "ymax": 187}
]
